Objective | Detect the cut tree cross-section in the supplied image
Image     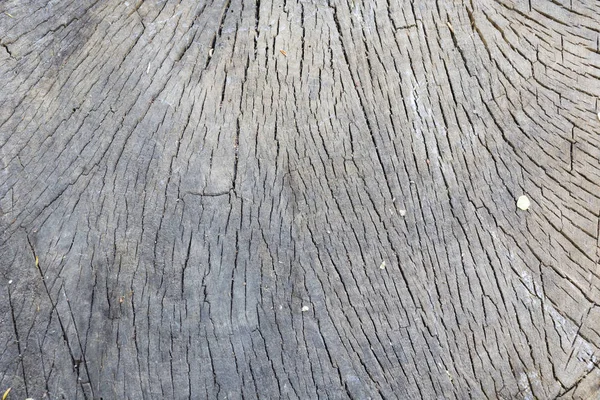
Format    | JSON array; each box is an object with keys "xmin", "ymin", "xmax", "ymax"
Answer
[{"xmin": 0, "ymin": 0, "xmax": 599, "ymax": 398}]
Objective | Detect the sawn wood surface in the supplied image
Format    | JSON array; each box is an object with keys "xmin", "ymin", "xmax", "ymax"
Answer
[{"xmin": 1, "ymin": 0, "xmax": 600, "ymax": 398}]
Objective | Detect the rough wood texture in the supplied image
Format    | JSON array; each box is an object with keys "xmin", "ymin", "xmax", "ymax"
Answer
[{"xmin": 1, "ymin": 0, "xmax": 599, "ymax": 398}]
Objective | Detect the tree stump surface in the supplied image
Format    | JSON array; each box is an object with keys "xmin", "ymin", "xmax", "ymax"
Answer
[{"xmin": 1, "ymin": 0, "xmax": 599, "ymax": 398}]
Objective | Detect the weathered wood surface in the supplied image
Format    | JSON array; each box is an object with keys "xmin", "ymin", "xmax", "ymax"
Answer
[{"xmin": 0, "ymin": 0, "xmax": 599, "ymax": 398}]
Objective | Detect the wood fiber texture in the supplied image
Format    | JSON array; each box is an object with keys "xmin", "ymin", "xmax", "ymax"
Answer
[{"xmin": 1, "ymin": 0, "xmax": 600, "ymax": 398}]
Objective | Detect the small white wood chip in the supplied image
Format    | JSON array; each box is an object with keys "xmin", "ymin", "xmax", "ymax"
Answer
[
  {"xmin": 517, "ymin": 195, "xmax": 530, "ymax": 211},
  {"xmin": 301, "ymin": 305, "xmax": 309, "ymax": 312},
  {"xmin": 399, "ymin": 209, "xmax": 406, "ymax": 217},
  {"xmin": 379, "ymin": 261, "xmax": 386, "ymax": 270}
]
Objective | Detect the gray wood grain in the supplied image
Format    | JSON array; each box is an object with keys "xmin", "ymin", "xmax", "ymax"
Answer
[{"xmin": 1, "ymin": 0, "xmax": 599, "ymax": 398}]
